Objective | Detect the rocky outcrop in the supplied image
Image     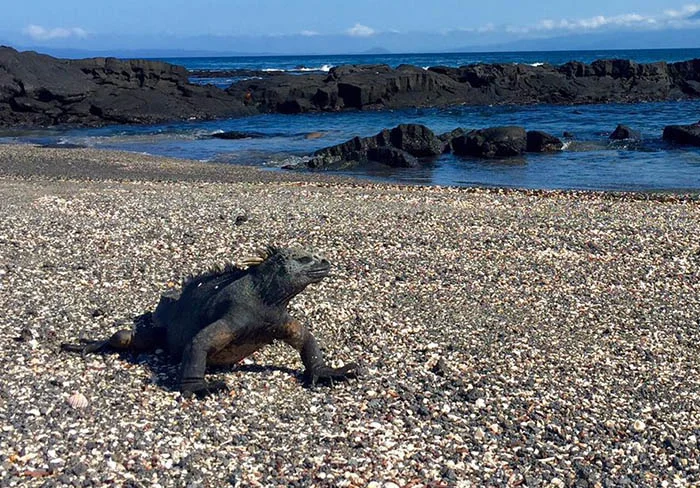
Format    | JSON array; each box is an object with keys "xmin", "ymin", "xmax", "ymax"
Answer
[
  {"xmin": 452, "ymin": 127, "xmax": 527, "ymax": 158},
  {"xmin": 228, "ymin": 64, "xmax": 465, "ymax": 114},
  {"xmin": 663, "ymin": 122, "xmax": 700, "ymax": 146},
  {"xmin": 526, "ymin": 131, "xmax": 564, "ymax": 152},
  {"xmin": 6, "ymin": 46, "xmax": 700, "ymax": 130},
  {"xmin": 0, "ymin": 46, "xmax": 252, "ymax": 127},
  {"xmin": 609, "ymin": 124, "xmax": 641, "ymax": 140},
  {"xmin": 386, "ymin": 123, "xmax": 444, "ymax": 156},
  {"xmin": 439, "ymin": 128, "xmax": 466, "ymax": 153},
  {"xmin": 228, "ymin": 58, "xmax": 700, "ymax": 113},
  {"xmin": 308, "ymin": 124, "xmax": 566, "ymax": 169},
  {"xmin": 366, "ymin": 146, "xmax": 419, "ymax": 168},
  {"xmin": 309, "ymin": 123, "xmax": 436, "ymax": 169}
]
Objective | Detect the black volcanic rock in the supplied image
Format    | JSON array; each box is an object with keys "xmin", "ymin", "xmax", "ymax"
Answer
[
  {"xmin": 188, "ymin": 68, "xmax": 285, "ymax": 79},
  {"xmin": 228, "ymin": 58, "xmax": 700, "ymax": 114},
  {"xmin": 609, "ymin": 124, "xmax": 641, "ymax": 140},
  {"xmin": 6, "ymin": 47, "xmax": 700, "ymax": 129},
  {"xmin": 526, "ymin": 131, "xmax": 564, "ymax": 152},
  {"xmin": 452, "ymin": 127, "xmax": 527, "ymax": 158},
  {"xmin": 229, "ymin": 63, "xmax": 465, "ymax": 113},
  {"xmin": 309, "ymin": 124, "xmax": 438, "ymax": 169},
  {"xmin": 663, "ymin": 122, "xmax": 700, "ymax": 146},
  {"xmin": 367, "ymin": 146, "xmax": 419, "ymax": 167},
  {"xmin": 309, "ymin": 130, "xmax": 389, "ymax": 168},
  {"xmin": 439, "ymin": 128, "xmax": 466, "ymax": 153},
  {"xmin": 389, "ymin": 124, "xmax": 444, "ymax": 156},
  {"xmin": 0, "ymin": 46, "xmax": 252, "ymax": 127},
  {"xmin": 209, "ymin": 131, "xmax": 263, "ymax": 140}
]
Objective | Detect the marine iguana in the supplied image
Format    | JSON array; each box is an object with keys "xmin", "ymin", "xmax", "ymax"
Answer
[{"xmin": 62, "ymin": 246, "xmax": 358, "ymax": 397}]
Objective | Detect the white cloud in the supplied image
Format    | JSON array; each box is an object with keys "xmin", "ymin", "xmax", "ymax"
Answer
[
  {"xmin": 533, "ymin": 13, "xmax": 654, "ymax": 32},
  {"xmin": 664, "ymin": 4, "xmax": 700, "ymax": 18},
  {"xmin": 477, "ymin": 23, "xmax": 496, "ymax": 33},
  {"xmin": 300, "ymin": 30, "xmax": 319, "ymax": 37},
  {"xmin": 444, "ymin": 4, "xmax": 700, "ymax": 39},
  {"xmin": 346, "ymin": 23, "xmax": 375, "ymax": 37},
  {"xmin": 23, "ymin": 24, "xmax": 88, "ymax": 41},
  {"xmin": 521, "ymin": 5, "xmax": 700, "ymax": 34}
]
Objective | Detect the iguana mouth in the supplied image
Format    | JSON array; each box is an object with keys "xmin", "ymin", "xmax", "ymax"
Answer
[{"xmin": 306, "ymin": 263, "xmax": 331, "ymax": 281}]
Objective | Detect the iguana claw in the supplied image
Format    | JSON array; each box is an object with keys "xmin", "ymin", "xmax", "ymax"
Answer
[
  {"xmin": 308, "ymin": 362, "xmax": 359, "ymax": 386},
  {"xmin": 180, "ymin": 380, "xmax": 229, "ymax": 399}
]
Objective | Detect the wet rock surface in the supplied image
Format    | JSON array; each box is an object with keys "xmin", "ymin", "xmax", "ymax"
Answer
[
  {"xmin": 0, "ymin": 144, "xmax": 699, "ymax": 486},
  {"xmin": 208, "ymin": 131, "xmax": 265, "ymax": 140},
  {"xmin": 609, "ymin": 124, "xmax": 642, "ymax": 140},
  {"xmin": 309, "ymin": 124, "xmax": 439, "ymax": 169},
  {"xmin": 308, "ymin": 124, "xmax": 565, "ymax": 169},
  {"xmin": 663, "ymin": 121, "xmax": 700, "ymax": 146},
  {"xmin": 526, "ymin": 130, "xmax": 565, "ymax": 152},
  {"xmin": 452, "ymin": 126, "xmax": 527, "ymax": 158}
]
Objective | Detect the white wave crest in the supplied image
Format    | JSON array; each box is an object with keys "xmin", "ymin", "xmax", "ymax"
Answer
[
  {"xmin": 297, "ymin": 64, "xmax": 333, "ymax": 72},
  {"xmin": 261, "ymin": 64, "xmax": 334, "ymax": 73}
]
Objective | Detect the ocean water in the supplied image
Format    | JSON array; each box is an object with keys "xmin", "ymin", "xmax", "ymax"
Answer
[{"xmin": 2, "ymin": 49, "xmax": 700, "ymax": 192}]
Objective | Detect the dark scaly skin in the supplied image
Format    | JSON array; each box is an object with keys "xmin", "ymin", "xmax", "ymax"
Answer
[{"xmin": 61, "ymin": 247, "xmax": 358, "ymax": 397}]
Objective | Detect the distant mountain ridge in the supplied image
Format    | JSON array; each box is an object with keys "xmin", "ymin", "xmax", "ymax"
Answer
[{"xmin": 4, "ymin": 20, "xmax": 700, "ymax": 58}]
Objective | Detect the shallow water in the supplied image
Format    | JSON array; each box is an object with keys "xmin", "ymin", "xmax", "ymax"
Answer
[{"xmin": 2, "ymin": 48, "xmax": 700, "ymax": 192}]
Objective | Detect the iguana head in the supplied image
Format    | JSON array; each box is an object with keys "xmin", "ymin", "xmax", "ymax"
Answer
[{"xmin": 251, "ymin": 246, "xmax": 331, "ymax": 305}]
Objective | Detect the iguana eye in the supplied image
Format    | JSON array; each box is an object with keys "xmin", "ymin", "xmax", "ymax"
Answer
[{"xmin": 296, "ymin": 256, "xmax": 313, "ymax": 264}]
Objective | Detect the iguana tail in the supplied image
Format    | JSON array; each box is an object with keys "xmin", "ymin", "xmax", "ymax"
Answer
[{"xmin": 61, "ymin": 312, "xmax": 167, "ymax": 356}]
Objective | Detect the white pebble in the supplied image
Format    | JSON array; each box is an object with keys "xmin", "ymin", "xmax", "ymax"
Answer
[{"xmin": 550, "ymin": 478, "xmax": 565, "ymax": 488}]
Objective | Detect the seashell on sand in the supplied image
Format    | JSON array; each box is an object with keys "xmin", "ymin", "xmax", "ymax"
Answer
[{"xmin": 66, "ymin": 392, "xmax": 89, "ymax": 409}]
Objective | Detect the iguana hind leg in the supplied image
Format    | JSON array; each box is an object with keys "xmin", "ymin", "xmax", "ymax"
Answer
[{"xmin": 280, "ymin": 319, "xmax": 359, "ymax": 386}]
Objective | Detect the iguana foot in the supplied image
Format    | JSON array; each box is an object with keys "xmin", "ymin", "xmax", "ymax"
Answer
[
  {"xmin": 180, "ymin": 379, "xmax": 229, "ymax": 398},
  {"xmin": 307, "ymin": 362, "xmax": 359, "ymax": 386},
  {"xmin": 60, "ymin": 339, "xmax": 110, "ymax": 356}
]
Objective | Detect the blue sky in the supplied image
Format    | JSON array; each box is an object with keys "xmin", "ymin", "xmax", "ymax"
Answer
[{"xmin": 1, "ymin": 1, "xmax": 700, "ymax": 54}]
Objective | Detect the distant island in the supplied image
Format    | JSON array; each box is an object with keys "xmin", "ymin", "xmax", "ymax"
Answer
[{"xmin": 360, "ymin": 47, "xmax": 392, "ymax": 55}]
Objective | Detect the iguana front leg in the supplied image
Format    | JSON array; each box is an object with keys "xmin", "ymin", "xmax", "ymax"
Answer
[
  {"xmin": 280, "ymin": 319, "xmax": 358, "ymax": 385},
  {"xmin": 179, "ymin": 319, "xmax": 240, "ymax": 398}
]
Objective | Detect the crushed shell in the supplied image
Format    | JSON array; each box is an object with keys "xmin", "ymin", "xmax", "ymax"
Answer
[{"xmin": 1, "ymin": 144, "xmax": 699, "ymax": 487}]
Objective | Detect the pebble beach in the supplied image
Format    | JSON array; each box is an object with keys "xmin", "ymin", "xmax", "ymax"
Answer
[{"xmin": 0, "ymin": 144, "xmax": 698, "ymax": 487}]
